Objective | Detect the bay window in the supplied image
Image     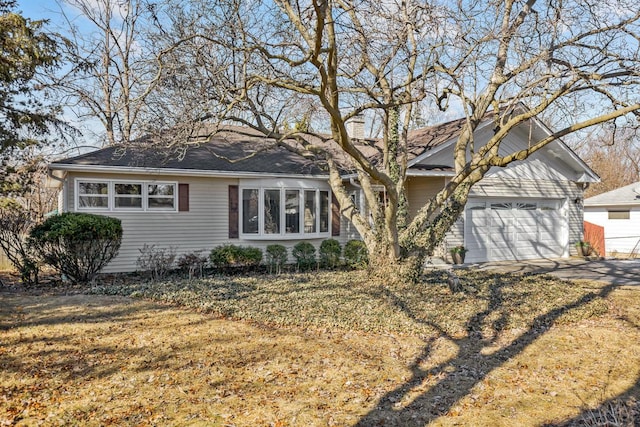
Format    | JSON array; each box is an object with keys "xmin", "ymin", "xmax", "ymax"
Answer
[
  {"xmin": 285, "ymin": 190, "xmax": 300, "ymax": 234},
  {"xmin": 264, "ymin": 189, "xmax": 281, "ymax": 234},
  {"xmin": 242, "ymin": 189, "xmax": 259, "ymax": 234},
  {"xmin": 319, "ymin": 190, "xmax": 329, "ymax": 233},
  {"xmin": 240, "ymin": 185, "xmax": 331, "ymax": 238},
  {"xmin": 304, "ymin": 190, "xmax": 316, "ymax": 233}
]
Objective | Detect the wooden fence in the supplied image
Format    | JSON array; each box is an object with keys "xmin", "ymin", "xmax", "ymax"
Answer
[{"xmin": 584, "ymin": 221, "xmax": 605, "ymax": 257}]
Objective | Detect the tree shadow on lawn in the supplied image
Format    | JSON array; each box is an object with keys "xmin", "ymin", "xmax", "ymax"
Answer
[
  {"xmin": 0, "ymin": 309, "xmax": 224, "ymax": 384},
  {"xmin": 0, "ymin": 294, "xmax": 172, "ymax": 330},
  {"xmin": 542, "ymin": 380, "xmax": 640, "ymax": 426},
  {"xmin": 355, "ymin": 273, "xmax": 635, "ymax": 426},
  {"xmin": 543, "ymin": 302, "xmax": 640, "ymax": 426}
]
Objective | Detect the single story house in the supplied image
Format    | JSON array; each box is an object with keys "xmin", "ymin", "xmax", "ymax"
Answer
[
  {"xmin": 48, "ymin": 114, "xmax": 598, "ymax": 272},
  {"xmin": 584, "ymin": 182, "xmax": 640, "ymax": 256}
]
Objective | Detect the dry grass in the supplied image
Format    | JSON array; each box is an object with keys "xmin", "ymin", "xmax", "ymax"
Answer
[
  {"xmin": 89, "ymin": 270, "xmax": 609, "ymax": 337},
  {"xmin": 1, "ymin": 269, "xmax": 639, "ymax": 426}
]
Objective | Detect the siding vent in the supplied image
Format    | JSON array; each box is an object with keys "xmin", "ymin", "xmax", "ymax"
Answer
[{"xmin": 608, "ymin": 210, "xmax": 630, "ymax": 220}]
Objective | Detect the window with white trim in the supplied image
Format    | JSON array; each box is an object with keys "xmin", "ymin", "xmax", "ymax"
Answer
[
  {"xmin": 78, "ymin": 181, "xmax": 109, "ymax": 209},
  {"xmin": 114, "ymin": 183, "xmax": 142, "ymax": 209},
  {"xmin": 147, "ymin": 183, "xmax": 175, "ymax": 209},
  {"xmin": 240, "ymin": 186, "xmax": 330, "ymax": 238},
  {"xmin": 76, "ymin": 179, "xmax": 177, "ymax": 212}
]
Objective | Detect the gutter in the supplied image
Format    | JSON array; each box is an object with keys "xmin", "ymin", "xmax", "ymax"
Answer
[
  {"xmin": 46, "ymin": 168, "xmax": 68, "ymax": 213},
  {"xmin": 49, "ymin": 163, "xmax": 331, "ymax": 180},
  {"xmin": 341, "ymin": 170, "xmax": 455, "ymax": 180},
  {"xmin": 584, "ymin": 202, "xmax": 640, "ymax": 208}
]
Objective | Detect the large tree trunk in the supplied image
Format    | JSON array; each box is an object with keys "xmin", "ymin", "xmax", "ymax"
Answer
[
  {"xmin": 366, "ymin": 241, "xmax": 425, "ymax": 285},
  {"xmin": 363, "ymin": 181, "xmax": 473, "ymax": 284}
]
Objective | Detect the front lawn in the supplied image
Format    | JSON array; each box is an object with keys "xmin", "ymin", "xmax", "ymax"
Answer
[
  {"xmin": 90, "ymin": 269, "xmax": 609, "ymax": 337},
  {"xmin": 1, "ymin": 269, "xmax": 639, "ymax": 426}
]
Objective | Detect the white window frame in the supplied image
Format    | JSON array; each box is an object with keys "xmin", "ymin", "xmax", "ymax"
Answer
[
  {"xmin": 239, "ymin": 183, "xmax": 331, "ymax": 240},
  {"xmin": 75, "ymin": 178, "xmax": 178, "ymax": 212},
  {"xmin": 113, "ymin": 182, "xmax": 144, "ymax": 210},
  {"xmin": 77, "ymin": 179, "xmax": 110, "ymax": 210},
  {"xmin": 146, "ymin": 182, "xmax": 177, "ymax": 211}
]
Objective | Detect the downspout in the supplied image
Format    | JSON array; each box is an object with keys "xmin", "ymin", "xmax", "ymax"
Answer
[{"xmin": 47, "ymin": 168, "xmax": 68, "ymax": 213}]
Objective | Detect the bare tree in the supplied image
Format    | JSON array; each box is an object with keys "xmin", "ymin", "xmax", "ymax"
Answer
[
  {"xmin": 581, "ymin": 128, "xmax": 640, "ymax": 198},
  {"xmin": 148, "ymin": 0, "xmax": 640, "ymax": 279},
  {"xmin": 52, "ymin": 0, "xmax": 160, "ymax": 146}
]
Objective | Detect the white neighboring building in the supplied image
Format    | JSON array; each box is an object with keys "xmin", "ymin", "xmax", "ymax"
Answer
[{"xmin": 584, "ymin": 182, "xmax": 640, "ymax": 256}]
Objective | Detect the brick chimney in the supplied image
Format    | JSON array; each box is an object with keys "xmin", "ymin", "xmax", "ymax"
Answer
[{"xmin": 346, "ymin": 115, "xmax": 365, "ymax": 140}]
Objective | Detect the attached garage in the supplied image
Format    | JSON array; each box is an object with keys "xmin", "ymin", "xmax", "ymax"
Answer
[{"xmin": 464, "ymin": 198, "xmax": 566, "ymax": 263}]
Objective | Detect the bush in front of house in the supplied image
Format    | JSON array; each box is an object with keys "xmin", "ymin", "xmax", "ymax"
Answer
[
  {"xmin": 210, "ymin": 244, "xmax": 263, "ymax": 270},
  {"xmin": 177, "ymin": 250, "xmax": 209, "ymax": 279},
  {"xmin": 265, "ymin": 244, "xmax": 288, "ymax": 274},
  {"xmin": 319, "ymin": 238, "xmax": 342, "ymax": 269},
  {"xmin": 137, "ymin": 244, "xmax": 177, "ymax": 281},
  {"xmin": 28, "ymin": 212, "xmax": 122, "ymax": 284},
  {"xmin": 292, "ymin": 241, "xmax": 316, "ymax": 271},
  {"xmin": 343, "ymin": 239, "xmax": 368, "ymax": 269}
]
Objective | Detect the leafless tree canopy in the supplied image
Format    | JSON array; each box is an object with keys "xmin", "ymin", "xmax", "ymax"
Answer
[
  {"xmin": 52, "ymin": 0, "xmax": 160, "ymax": 146},
  {"xmin": 54, "ymin": 0, "xmax": 640, "ymax": 274},
  {"xmin": 580, "ymin": 127, "xmax": 640, "ymax": 198}
]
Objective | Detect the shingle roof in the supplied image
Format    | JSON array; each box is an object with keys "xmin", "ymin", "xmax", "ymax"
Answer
[
  {"xmin": 406, "ymin": 116, "xmax": 472, "ymax": 161},
  {"xmin": 50, "ymin": 114, "xmax": 488, "ymax": 176},
  {"xmin": 53, "ymin": 130, "xmax": 329, "ymax": 176},
  {"xmin": 584, "ymin": 181, "xmax": 640, "ymax": 206}
]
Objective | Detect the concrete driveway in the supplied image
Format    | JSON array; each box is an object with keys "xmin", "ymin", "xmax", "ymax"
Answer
[{"xmin": 476, "ymin": 258, "xmax": 640, "ymax": 286}]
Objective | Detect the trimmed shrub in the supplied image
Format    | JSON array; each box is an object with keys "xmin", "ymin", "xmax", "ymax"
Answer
[
  {"xmin": 292, "ymin": 241, "xmax": 316, "ymax": 271},
  {"xmin": 319, "ymin": 238, "xmax": 342, "ymax": 269},
  {"xmin": 137, "ymin": 244, "xmax": 177, "ymax": 281},
  {"xmin": 210, "ymin": 244, "xmax": 263, "ymax": 270},
  {"xmin": 343, "ymin": 240, "xmax": 368, "ymax": 269},
  {"xmin": 29, "ymin": 212, "xmax": 122, "ymax": 284},
  {"xmin": 265, "ymin": 244, "xmax": 288, "ymax": 274}
]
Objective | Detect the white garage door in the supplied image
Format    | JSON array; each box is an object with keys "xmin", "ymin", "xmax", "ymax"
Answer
[{"xmin": 464, "ymin": 199, "xmax": 565, "ymax": 263}]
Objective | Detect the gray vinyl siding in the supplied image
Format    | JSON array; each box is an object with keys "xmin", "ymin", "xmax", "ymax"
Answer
[
  {"xmin": 406, "ymin": 176, "xmax": 457, "ymax": 259},
  {"xmin": 65, "ymin": 172, "xmax": 237, "ymax": 273},
  {"xmin": 406, "ymin": 176, "xmax": 446, "ymax": 220},
  {"xmin": 64, "ymin": 172, "xmax": 347, "ymax": 272},
  {"xmin": 60, "ymin": 171, "xmax": 584, "ymax": 272}
]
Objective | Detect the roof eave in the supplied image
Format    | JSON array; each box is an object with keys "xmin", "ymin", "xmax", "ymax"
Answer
[
  {"xmin": 407, "ymin": 170, "xmax": 456, "ymax": 177},
  {"xmin": 584, "ymin": 202, "xmax": 640, "ymax": 208},
  {"xmin": 528, "ymin": 115, "xmax": 600, "ymax": 183},
  {"xmin": 49, "ymin": 163, "xmax": 331, "ymax": 180}
]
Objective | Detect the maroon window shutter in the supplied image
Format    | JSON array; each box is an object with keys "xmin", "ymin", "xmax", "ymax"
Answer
[
  {"xmin": 178, "ymin": 184, "xmax": 189, "ymax": 212},
  {"xmin": 229, "ymin": 185, "xmax": 239, "ymax": 238},
  {"xmin": 331, "ymin": 193, "xmax": 340, "ymax": 236}
]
